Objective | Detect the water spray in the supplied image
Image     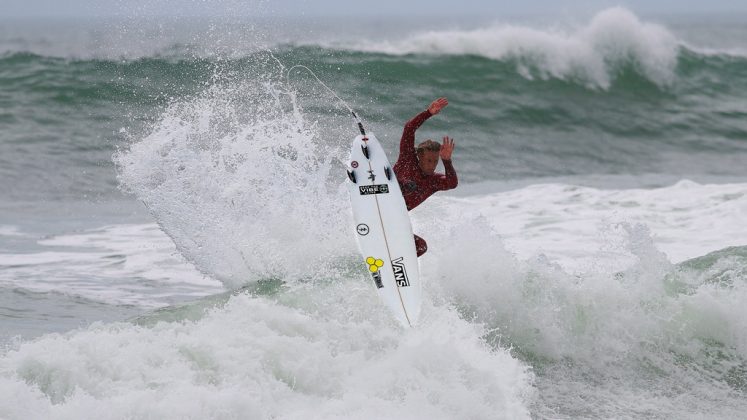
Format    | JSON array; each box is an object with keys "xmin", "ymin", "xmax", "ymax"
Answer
[{"xmin": 285, "ymin": 64, "xmax": 367, "ymax": 135}]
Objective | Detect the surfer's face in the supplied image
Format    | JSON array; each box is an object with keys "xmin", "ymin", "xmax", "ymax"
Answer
[{"xmin": 417, "ymin": 151, "xmax": 440, "ymax": 174}]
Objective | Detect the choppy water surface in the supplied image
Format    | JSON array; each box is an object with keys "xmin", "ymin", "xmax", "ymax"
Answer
[{"xmin": 1, "ymin": 8, "xmax": 746, "ymax": 419}]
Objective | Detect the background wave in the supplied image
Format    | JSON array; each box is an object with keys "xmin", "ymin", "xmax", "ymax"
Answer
[{"xmin": 3, "ymin": 35, "xmax": 747, "ymax": 202}]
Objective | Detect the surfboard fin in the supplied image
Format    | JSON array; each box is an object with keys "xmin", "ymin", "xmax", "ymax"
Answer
[
  {"xmin": 361, "ymin": 145, "xmax": 370, "ymax": 159},
  {"xmin": 347, "ymin": 169, "xmax": 356, "ymax": 183},
  {"xmin": 384, "ymin": 166, "xmax": 391, "ymax": 180}
]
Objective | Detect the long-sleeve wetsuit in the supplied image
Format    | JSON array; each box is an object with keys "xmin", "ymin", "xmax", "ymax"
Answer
[{"xmin": 393, "ymin": 109, "xmax": 458, "ymax": 256}]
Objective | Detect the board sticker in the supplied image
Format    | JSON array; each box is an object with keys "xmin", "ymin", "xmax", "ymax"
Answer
[
  {"xmin": 356, "ymin": 223, "xmax": 370, "ymax": 236},
  {"xmin": 359, "ymin": 184, "xmax": 389, "ymax": 195},
  {"xmin": 391, "ymin": 257, "xmax": 410, "ymax": 287},
  {"xmin": 366, "ymin": 256, "xmax": 385, "ymax": 288}
]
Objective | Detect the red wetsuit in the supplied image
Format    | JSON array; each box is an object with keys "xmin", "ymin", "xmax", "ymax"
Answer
[{"xmin": 393, "ymin": 110, "xmax": 458, "ymax": 256}]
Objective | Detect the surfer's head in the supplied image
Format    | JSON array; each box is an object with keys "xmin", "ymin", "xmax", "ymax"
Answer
[{"xmin": 416, "ymin": 139, "xmax": 441, "ymax": 174}]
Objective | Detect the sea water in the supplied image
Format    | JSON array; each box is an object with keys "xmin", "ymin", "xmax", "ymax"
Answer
[{"xmin": 1, "ymin": 8, "xmax": 746, "ymax": 419}]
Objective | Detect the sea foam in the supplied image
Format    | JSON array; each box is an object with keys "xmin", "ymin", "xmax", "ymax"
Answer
[
  {"xmin": 0, "ymin": 283, "xmax": 534, "ymax": 420},
  {"xmin": 413, "ymin": 181, "xmax": 747, "ymax": 417}
]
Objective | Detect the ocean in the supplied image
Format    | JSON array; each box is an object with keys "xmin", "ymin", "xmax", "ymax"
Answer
[{"xmin": 1, "ymin": 7, "xmax": 746, "ymax": 419}]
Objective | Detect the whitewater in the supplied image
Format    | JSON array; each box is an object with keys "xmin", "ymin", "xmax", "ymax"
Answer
[{"xmin": 1, "ymin": 7, "xmax": 746, "ymax": 419}]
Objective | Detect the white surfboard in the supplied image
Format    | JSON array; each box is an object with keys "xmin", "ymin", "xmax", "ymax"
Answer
[{"xmin": 346, "ymin": 133, "xmax": 421, "ymax": 327}]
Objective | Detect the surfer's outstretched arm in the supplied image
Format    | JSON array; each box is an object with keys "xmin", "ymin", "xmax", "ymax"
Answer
[{"xmin": 399, "ymin": 97, "xmax": 448, "ymax": 160}]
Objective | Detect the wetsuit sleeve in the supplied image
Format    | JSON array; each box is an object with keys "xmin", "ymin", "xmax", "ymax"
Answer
[
  {"xmin": 435, "ymin": 159, "xmax": 458, "ymax": 190},
  {"xmin": 399, "ymin": 110, "xmax": 433, "ymax": 163}
]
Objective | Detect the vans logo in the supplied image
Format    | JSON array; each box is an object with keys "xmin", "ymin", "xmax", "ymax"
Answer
[
  {"xmin": 359, "ymin": 184, "xmax": 389, "ymax": 195},
  {"xmin": 391, "ymin": 257, "xmax": 410, "ymax": 287}
]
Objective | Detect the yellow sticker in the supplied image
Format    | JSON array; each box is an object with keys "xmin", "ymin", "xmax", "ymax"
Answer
[{"xmin": 366, "ymin": 257, "xmax": 385, "ymax": 273}]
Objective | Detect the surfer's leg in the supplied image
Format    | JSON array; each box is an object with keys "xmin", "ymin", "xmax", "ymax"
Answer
[{"xmin": 414, "ymin": 234, "xmax": 428, "ymax": 257}]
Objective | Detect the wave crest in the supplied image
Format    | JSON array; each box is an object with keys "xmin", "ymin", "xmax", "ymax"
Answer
[{"xmin": 346, "ymin": 8, "xmax": 679, "ymax": 88}]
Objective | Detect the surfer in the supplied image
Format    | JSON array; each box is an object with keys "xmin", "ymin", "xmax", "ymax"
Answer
[{"xmin": 393, "ymin": 97, "xmax": 458, "ymax": 257}]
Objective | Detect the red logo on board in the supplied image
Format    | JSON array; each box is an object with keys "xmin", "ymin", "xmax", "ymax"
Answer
[{"xmin": 351, "ymin": 161, "xmax": 359, "ymax": 168}]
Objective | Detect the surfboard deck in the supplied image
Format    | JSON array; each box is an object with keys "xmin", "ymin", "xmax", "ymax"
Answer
[{"xmin": 346, "ymin": 133, "xmax": 421, "ymax": 327}]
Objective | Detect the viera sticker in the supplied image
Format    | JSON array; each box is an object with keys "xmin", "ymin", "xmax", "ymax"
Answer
[{"xmin": 359, "ymin": 184, "xmax": 389, "ymax": 195}]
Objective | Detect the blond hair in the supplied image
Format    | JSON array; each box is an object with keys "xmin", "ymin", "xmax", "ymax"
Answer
[{"xmin": 416, "ymin": 139, "xmax": 441, "ymax": 155}]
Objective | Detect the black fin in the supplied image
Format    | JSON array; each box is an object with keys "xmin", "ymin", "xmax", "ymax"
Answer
[
  {"xmin": 347, "ymin": 170, "xmax": 356, "ymax": 183},
  {"xmin": 361, "ymin": 145, "xmax": 369, "ymax": 159},
  {"xmin": 384, "ymin": 166, "xmax": 391, "ymax": 180}
]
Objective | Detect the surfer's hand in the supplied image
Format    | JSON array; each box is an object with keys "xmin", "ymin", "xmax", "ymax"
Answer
[
  {"xmin": 428, "ymin": 97, "xmax": 448, "ymax": 115},
  {"xmin": 440, "ymin": 136, "xmax": 454, "ymax": 160}
]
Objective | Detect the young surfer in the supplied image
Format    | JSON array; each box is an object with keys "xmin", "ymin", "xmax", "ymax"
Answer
[{"xmin": 393, "ymin": 97, "xmax": 458, "ymax": 257}]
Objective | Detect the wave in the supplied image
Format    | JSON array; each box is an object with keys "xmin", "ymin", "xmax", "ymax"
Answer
[
  {"xmin": 424, "ymin": 213, "xmax": 747, "ymax": 417},
  {"xmin": 3, "ymin": 185, "xmax": 746, "ymax": 417},
  {"xmin": 334, "ymin": 8, "xmax": 680, "ymax": 89},
  {"xmin": 4, "ymin": 8, "xmax": 747, "ymax": 202},
  {"xmin": 3, "ymin": 7, "xmax": 747, "ymax": 93},
  {"xmin": 3, "ymin": 48, "xmax": 747, "ymax": 204},
  {"xmin": 3, "ymin": 40, "xmax": 747, "ymax": 101},
  {"xmin": 0, "ymin": 280, "xmax": 534, "ymax": 419},
  {"xmin": 303, "ymin": 8, "xmax": 747, "ymax": 89},
  {"xmin": 336, "ymin": 8, "xmax": 747, "ymax": 61},
  {"xmin": 2, "ymin": 8, "xmax": 747, "ymax": 89},
  {"xmin": 3, "ymin": 44, "xmax": 747, "ymax": 103}
]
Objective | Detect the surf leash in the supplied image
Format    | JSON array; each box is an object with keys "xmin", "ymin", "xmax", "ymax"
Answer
[{"xmin": 286, "ymin": 64, "xmax": 366, "ymax": 135}]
